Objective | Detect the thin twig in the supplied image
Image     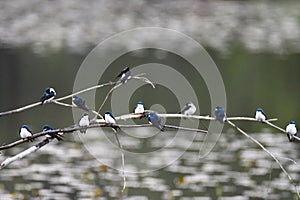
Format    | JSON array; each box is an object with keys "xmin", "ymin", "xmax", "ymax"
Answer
[
  {"xmin": 264, "ymin": 121, "xmax": 286, "ymax": 132},
  {"xmin": 55, "ymin": 82, "xmax": 116, "ymax": 101},
  {"xmin": 94, "ymin": 83, "xmax": 122, "ymax": 120},
  {"xmin": 52, "ymin": 100, "xmax": 74, "ymax": 108},
  {"xmin": 131, "ymin": 76, "xmax": 155, "ymax": 88},
  {"xmin": 163, "ymin": 124, "xmax": 208, "ymax": 133},
  {"xmin": 227, "ymin": 117, "xmax": 278, "ymax": 122},
  {"xmin": 227, "ymin": 120, "xmax": 300, "ymax": 198},
  {"xmin": 113, "ymin": 131, "xmax": 126, "ymax": 192},
  {"xmin": 276, "ymin": 155, "xmax": 299, "ymax": 165},
  {"xmin": 0, "ymin": 102, "xmax": 42, "ymax": 117},
  {"xmin": 52, "ymin": 101, "xmax": 103, "ymax": 118}
]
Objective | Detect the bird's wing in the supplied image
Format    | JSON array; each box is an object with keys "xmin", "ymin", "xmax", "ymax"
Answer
[
  {"xmin": 116, "ymin": 67, "xmax": 130, "ymax": 78},
  {"xmin": 40, "ymin": 93, "xmax": 47, "ymax": 102},
  {"xmin": 261, "ymin": 110, "xmax": 267, "ymax": 119},
  {"xmin": 133, "ymin": 105, "xmax": 137, "ymax": 113},
  {"xmin": 181, "ymin": 105, "xmax": 191, "ymax": 112}
]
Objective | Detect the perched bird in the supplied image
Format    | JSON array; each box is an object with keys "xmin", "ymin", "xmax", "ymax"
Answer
[
  {"xmin": 40, "ymin": 87, "xmax": 56, "ymax": 104},
  {"xmin": 104, "ymin": 111, "xmax": 118, "ymax": 131},
  {"xmin": 72, "ymin": 95, "xmax": 89, "ymax": 112},
  {"xmin": 214, "ymin": 106, "xmax": 226, "ymax": 124},
  {"xmin": 79, "ymin": 113, "xmax": 90, "ymax": 133},
  {"xmin": 19, "ymin": 125, "xmax": 33, "ymax": 142},
  {"xmin": 255, "ymin": 108, "xmax": 267, "ymax": 122},
  {"xmin": 43, "ymin": 125, "xmax": 64, "ymax": 141},
  {"xmin": 179, "ymin": 101, "xmax": 196, "ymax": 116},
  {"xmin": 134, "ymin": 101, "xmax": 145, "ymax": 114},
  {"xmin": 116, "ymin": 67, "xmax": 131, "ymax": 84},
  {"xmin": 286, "ymin": 121, "xmax": 297, "ymax": 142},
  {"xmin": 147, "ymin": 112, "xmax": 164, "ymax": 132}
]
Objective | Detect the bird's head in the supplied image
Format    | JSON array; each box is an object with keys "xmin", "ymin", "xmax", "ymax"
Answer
[
  {"xmin": 257, "ymin": 108, "xmax": 264, "ymax": 113},
  {"xmin": 46, "ymin": 87, "xmax": 56, "ymax": 95},
  {"xmin": 105, "ymin": 111, "xmax": 114, "ymax": 117},
  {"xmin": 215, "ymin": 106, "xmax": 224, "ymax": 111},
  {"xmin": 21, "ymin": 125, "xmax": 31, "ymax": 131},
  {"xmin": 82, "ymin": 113, "xmax": 89, "ymax": 117},
  {"xmin": 43, "ymin": 125, "xmax": 53, "ymax": 131},
  {"xmin": 73, "ymin": 95, "xmax": 78, "ymax": 100},
  {"xmin": 186, "ymin": 101, "xmax": 193, "ymax": 105}
]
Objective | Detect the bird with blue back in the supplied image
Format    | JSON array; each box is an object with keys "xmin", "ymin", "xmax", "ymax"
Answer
[
  {"xmin": 40, "ymin": 87, "xmax": 56, "ymax": 104},
  {"xmin": 134, "ymin": 101, "xmax": 145, "ymax": 114},
  {"xmin": 43, "ymin": 125, "xmax": 64, "ymax": 141},
  {"xmin": 104, "ymin": 111, "xmax": 119, "ymax": 131},
  {"xmin": 214, "ymin": 106, "xmax": 226, "ymax": 124},
  {"xmin": 147, "ymin": 112, "xmax": 164, "ymax": 132},
  {"xmin": 73, "ymin": 95, "xmax": 90, "ymax": 112}
]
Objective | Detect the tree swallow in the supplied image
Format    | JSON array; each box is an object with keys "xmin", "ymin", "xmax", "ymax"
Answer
[
  {"xmin": 104, "ymin": 111, "xmax": 119, "ymax": 131},
  {"xmin": 134, "ymin": 101, "xmax": 145, "ymax": 114},
  {"xmin": 214, "ymin": 106, "xmax": 226, "ymax": 124},
  {"xmin": 116, "ymin": 67, "xmax": 131, "ymax": 84},
  {"xmin": 147, "ymin": 112, "xmax": 164, "ymax": 132},
  {"xmin": 255, "ymin": 108, "xmax": 267, "ymax": 122},
  {"xmin": 19, "ymin": 125, "xmax": 33, "ymax": 142},
  {"xmin": 286, "ymin": 121, "xmax": 297, "ymax": 142},
  {"xmin": 72, "ymin": 95, "xmax": 89, "ymax": 112},
  {"xmin": 79, "ymin": 113, "xmax": 90, "ymax": 134},
  {"xmin": 43, "ymin": 125, "xmax": 64, "ymax": 141},
  {"xmin": 179, "ymin": 101, "xmax": 196, "ymax": 116},
  {"xmin": 40, "ymin": 87, "xmax": 56, "ymax": 104}
]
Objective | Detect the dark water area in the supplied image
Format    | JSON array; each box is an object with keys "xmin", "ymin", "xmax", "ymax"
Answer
[{"xmin": 0, "ymin": 46, "xmax": 300, "ymax": 199}]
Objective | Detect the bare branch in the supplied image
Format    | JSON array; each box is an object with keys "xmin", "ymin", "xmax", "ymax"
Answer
[
  {"xmin": 227, "ymin": 120, "xmax": 300, "ymax": 198},
  {"xmin": 264, "ymin": 121, "xmax": 286, "ymax": 132},
  {"xmin": 0, "ymin": 102, "xmax": 42, "ymax": 117},
  {"xmin": 1, "ymin": 138, "xmax": 51, "ymax": 169},
  {"xmin": 227, "ymin": 117, "xmax": 278, "ymax": 122},
  {"xmin": 52, "ymin": 101, "xmax": 103, "ymax": 118},
  {"xmin": 0, "ymin": 82, "xmax": 115, "ymax": 117},
  {"xmin": 164, "ymin": 124, "xmax": 208, "ymax": 133},
  {"xmin": 52, "ymin": 100, "xmax": 74, "ymax": 108},
  {"xmin": 0, "ymin": 122, "xmax": 207, "ymax": 151},
  {"xmin": 113, "ymin": 130, "xmax": 126, "ymax": 192},
  {"xmin": 55, "ymin": 82, "xmax": 116, "ymax": 101},
  {"xmin": 264, "ymin": 121, "xmax": 300, "ymax": 142},
  {"xmin": 131, "ymin": 76, "xmax": 155, "ymax": 88}
]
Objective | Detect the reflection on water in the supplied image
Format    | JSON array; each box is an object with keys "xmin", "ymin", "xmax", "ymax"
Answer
[{"xmin": 0, "ymin": 129, "xmax": 299, "ymax": 199}]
